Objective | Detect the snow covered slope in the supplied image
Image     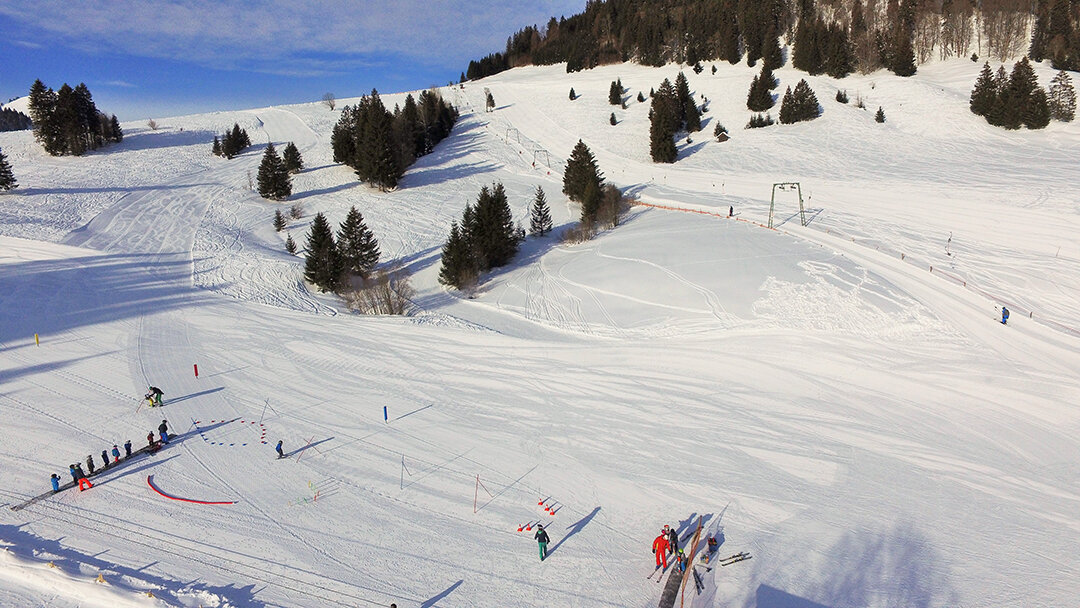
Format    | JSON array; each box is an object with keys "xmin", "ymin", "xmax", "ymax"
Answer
[{"xmin": 1, "ymin": 58, "xmax": 1078, "ymax": 608}]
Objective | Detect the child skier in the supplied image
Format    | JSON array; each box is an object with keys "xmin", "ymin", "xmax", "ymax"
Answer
[
  {"xmin": 50, "ymin": 474, "xmax": 60, "ymax": 493},
  {"xmin": 535, "ymin": 523, "xmax": 551, "ymax": 561},
  {"xmin": 111, "ymin": 445, "xmax": 121, "ymax": 463},
  {"xmin": 124, "ymin": 439, "xmax": 132, "ymax": 458},
  {"xmin": 1001, "ymin": 306, "xmax": 1010, "ymax": 325},
  {"xmin": 158, "ymin": 420, "xmax": 170, "ymax": 444},
  {"xmin": 100, "ymin": 449, "xmax": 110, "ymax": 469},
  {"xmin": 146, "ymin": 386, "xmax": 164, "ymax": 406},
  {"xmin": 86, "ymin": 455, "xmax": 95, "ymax": 476},
  {"xmin": 276, "ymin": 440, "xmax": 284, "ymax": 459}
]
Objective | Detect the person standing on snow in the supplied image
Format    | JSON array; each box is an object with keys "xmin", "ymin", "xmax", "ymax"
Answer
[
  {"xmin": 51, "ymin": 474, "xmax": 61, "ymax": 493},
  {"xmin": 535, "ymin": 523, "xmax": 551, "ymax": 561},
  {"xmin": 86, "ymin": 455, "xmax": 96, "ymax": 476},
  {"xmin": 275, "ymin": 440, "xmax": 284, "ymax": 459},
  {"xmin": 146, "ymin": 386, "xmax": 164, "ymax": 407},
  {"xmin": 69, "ymin": 464, "xmax": 79, "ymax": 484},
  {"xmin": 100, "ymin": 449, "xmax": 110, "ymax": 469},
  {"xmin": 124, "ymin": 439, "xmax": 132, "ymax": 458},
  {"xmin": 111, "ymin": 445, "xmax": 121, "ymax": 463},
  {"xmin": 158, "ymin": 420, "xmax": 170, "ymax": 444},
  {"xmin": 653, "ymin": 530, "xmax": 670, "ymax": 569},
  {"xmin": 1001, "ymin": 306, "xmax": 1010, "ymax": 325},
  {"xmin": 666, "ymin": 525, "xmax": 679, "ymax": 555}
]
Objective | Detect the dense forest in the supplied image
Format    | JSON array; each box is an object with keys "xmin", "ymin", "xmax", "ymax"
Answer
[
  {"xmin": 465, "ymin": 0, "xmax": 1080, "ymax": 80},
  {"xmin": 0, "ymin": 107, "xmax": 32, "ymax": 132}
]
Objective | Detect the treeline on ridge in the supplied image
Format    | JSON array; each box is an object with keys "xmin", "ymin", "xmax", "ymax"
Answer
[{"xmin": 465, "ymin": 0, "xmax": 1080, "ymax": 80}]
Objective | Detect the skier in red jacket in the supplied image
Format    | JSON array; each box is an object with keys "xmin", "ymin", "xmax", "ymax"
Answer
[{"xmin": 652, "ymin": 531, "xmax": 670, "ymax": 568}]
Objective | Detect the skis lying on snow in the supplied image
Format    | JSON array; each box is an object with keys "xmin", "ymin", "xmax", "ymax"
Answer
[
  {"xmin": 718, "ymin": 552, "xmax": 753, "ymax": 567},
  {"xmin": 692, "ymin": 566, "xmax": 705, "ymax": 594}
]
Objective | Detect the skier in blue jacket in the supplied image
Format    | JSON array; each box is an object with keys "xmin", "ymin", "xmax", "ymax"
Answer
[
  {"xmin": 1001, "ymin": 306, "xmax": 1010, "ymax": 325},
  {"xmin": 50, "ymin": 474, "xmax": 60, "ymax": 493}
]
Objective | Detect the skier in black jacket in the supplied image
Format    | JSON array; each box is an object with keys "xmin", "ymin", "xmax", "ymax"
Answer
[
  {"xmin": 535, "ymin": 524, "xmax": 551, "ymax": 561},
  {"xmin": 666, "ymin": 525, "xmax": 679, "ymax": 555}
]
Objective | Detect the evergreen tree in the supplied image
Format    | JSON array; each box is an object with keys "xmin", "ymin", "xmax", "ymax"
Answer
[
  {"xmin": 212, "ymin": 136, "xmax": 222, "ymax": 156},
  {"xmin": 836, "ymin": 89, "xmax": 849, "ymax": 104},
  {"xmin": 472, "ymin": 183, "xmax": 519, "ymax": 269},
  {"xmin": 969, "ymin": 63, "xmax": 996, "ymax": 117},
  {"xmin": 283, "ymin": 141, "xmax": 304, "ymax": 173},
  {"xmin": 273, "ymin": 209, "xmax": 286, "ymax": 232},
  {"xmin": 563, "ymin": 140, "xmax": 604, "ymax": 201},
  {"xmin": 27, "ymin": 80, "xmax": 59, "ymax": 155},
  {"xmin": 1001, "ymin": 58, "xmax": 1039, "ymax": 130},
  {"xmin": 609, "ymin": 80, "xmax": 622, "ymax": 105},
  {"xmin": 438, "ymin": 222, "xmax": 472, "ymax": 289},
  {"xmin": 779, "ymin": 80, "xmax": 821, "ymax": 124},
  {"xmin": 303, "ymin": 212, "xmax": 342, "ymax": 292},
  {"xmin": 747, "ymin": 65, "xmax": 776, "ymax": 112},
  {"xmin": 581, "ymin": 178, "xmax": 602, "ymax": 225},
  {"xmin": 875, "ymin": 106, "xmax": 886, "ymax": 122},
  {"xmin": 285, "ymin": 233, "xmax": 297, "ymax": 254},
  {"xmin": 0, "ymin": 147, "xmax": 17, "ymax": 191},
  {"xmin": 675, "ymin": 72, "xmax": 692, "ymax": 126},
  {"xmin": 1049, "ymin": 70, "xmax": 1076, "ymax": 122},
  {"xmin": 257, "ymin": 143, "xmax": 292, "ymax": 200},
  {"xmin": 336, "ymin": 206, "xmax": 381, "ymax": 277},
  {"xmin": 569, "ymin": 87, "xmax": 577, "ymax": 100},
  {"xmin": 746, "ymin": 113, "xmax": 775, "ymax": 128},
  {"xmin": 610, "ymin": 112, "xmax": 617, "ymax": 125},
  {"xmin": 331, "ymin": 104, "xmax": 358, "ymax": 163},
  {"xmin": 356, "ymin": 90, "xmax": 402, "ymax": 191},
  {"xmin": 108, "ymin": 115, "xmax": 123, "ymax": 142},
  {"xmin": 762, "ymin": 20, "xmax": 784, "ymax": 70},
  {"xmin": 637, "ymin": 91, "xmax": 646, "ymax": 102},
  {"xmin": 530, "ymin": 186, "xmax": 553, "ymax": 236},
  {"xmin": 1023, "ymin": 88, "xmax": 1051, "ymax": 129}
]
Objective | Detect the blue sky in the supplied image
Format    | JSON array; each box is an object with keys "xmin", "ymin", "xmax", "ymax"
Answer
[{"xmin": 0, "ymin": 1, "xmax": 584, "ymax": 120}]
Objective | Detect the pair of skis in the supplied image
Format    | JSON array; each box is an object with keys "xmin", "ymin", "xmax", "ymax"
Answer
[{"xmin": 707, "ymin": 551, "xmax": 752, "ymax": 570}]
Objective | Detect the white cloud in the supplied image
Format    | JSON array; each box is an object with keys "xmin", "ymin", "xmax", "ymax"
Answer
[
  {"xmin": 104, "ymin": 80, "xmax": 137, "ymax": 88},
  {"xmin": 0, "ymin": 1, "xmax": 586, "ymax": 74}
]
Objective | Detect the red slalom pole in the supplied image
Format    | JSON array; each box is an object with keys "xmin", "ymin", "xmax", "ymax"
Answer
[{"xmin": 193, "ymin": 364, "xmax": 199, "ymax": 378}]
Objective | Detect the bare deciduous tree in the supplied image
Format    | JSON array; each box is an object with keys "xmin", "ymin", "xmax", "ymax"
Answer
[
  {"xmin": 941, "ymin": 0, "xmax": 976, "ymax": 60},
  {"xmin": 322, "ymin": 92, "xmax": 335, "ymax": 111},
  {"xmin": 981, "ymin": 0, "xmax": 1031, "ymax": 61},
  {"xmin": 344, "ymin": 268, "xmax": 415, "ymax": 315},
  {"xmin": 147, "ymin": 119, "xmax": 158, "ymax": 130}
]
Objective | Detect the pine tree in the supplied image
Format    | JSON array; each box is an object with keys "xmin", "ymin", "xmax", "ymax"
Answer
[
  {"xmin": 836, "ymin": 89, "xmax": 849, "ymax": 104},
  {"xmin": 675, "ymin": 72, "xmax": 692, "ymax": 127},
  {"xmin": 530, "ymin": 186, "xmax": 553, "ymax": 236},
  {"xmin": 285, "ymin": 233, "xmax": 297, "ymax": 254},
  {"xmin": 610, "ymin": 112, "xmax": 617, "ymax": 125},
  {"xmin": 473, "ymin": 183, "xmax": 518, "ymax": 269},
  {"xmin": 0, "ymin": 147, "xmax": 17, "ymax": 191},
  {"xmin": 569, "ymin": 87, "xmax": 577, "ymax": 100},
  {"xmin": 257, "ymin": 143, "xmax": 292, "ymax": 200},
  {"xmin": 273, "ymin": 209, "xmax": 286, "ymax": 232},
  {"xmin": 212, "ymin": 136, "xmax": 222, "ymax": 156},
  {"xmin": 1023, "ymin": 88, "xmax": 1051, "ymax": 129},
  {"xmin": 303, "ymin": 212, "xmax": 342, "ymax": 292},
  {"xmin": 779, "ymin": 80, "xmax": 821, "ymax": 124},
  {"xmin": 1001, "ymin": 58, "xmax": 1038, "ymax": 130},
  {"xmin": 747, "ymin": 65, "xmax": 775, "ymax": 112},
  {"xmin": 109, "ymin": 115, "xmax": 123, "ymax": 142},
  {"xmin": 336, "ymin": 206, "xmax": 381, "ymax": 277},
  {"xmin": 563, "ymin": 140, "xmax": 604, "ymax": 201},
  {"xmin": 438, "ymin": 222, "xmax": 471, "ymax": 288},
  {"xmin": 875, "ymin": 106, "xmax": 886, "ymax": 122},
  {"xmin": 355, "ymin": 90, "xmax": 402, "ymax": 191},
  {"xmin": 1049, "ymin": 70, "xmax": 1076, "ymax": 122},
  {"xmin": 637, "ymin": 91, "xmax": 646, "ymax": 102},
  {"xmin": 282, "ymin": 142, "xmax": 304, "ymax": 174},
  {"xmin": 970, "ymin": 62, "xmax": 996, "ymax": 116},
  {"xmin": 609, "ymin": 80, "xmax": 622, "ymax": 105}
]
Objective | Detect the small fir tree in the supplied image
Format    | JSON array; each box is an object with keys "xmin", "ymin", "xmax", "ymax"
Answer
[
  {"xmin": 336, "ymin": 206, "xmax": 381, "ymax": 277},
  {"xmin": 282, "ymin": 142, "xmax": 304, "ymax": 174},
  {"xmin": 875, "ymin": 106, "xmax": 886, "ymax": 122},
  {"xmin": 0, "ymin": 147, "xmax": 17, "ymax": 191},
  {"xmin": 303, "ymin": 212, "xmax": 343, "ymax": 292},
  {"xmin": 212, "ymin": 136, "xmax": 222, "ymax": 156},
  {"xmin": 969, "ymin": 65, "xmax": 996, "ymax": 114},
  {"xmin": 273, "ymin": 209, "xmax": 286, "ymax": 231},
  {"xmin": 285, "ymin": 233, "xmax": 297, "ymax": 254},
  {"xmin": 563, "ymin": 140, "xmax": 604, "ymax": 201},
  {"xmin": 610, "ymin": 112, "xmax": 617, "ymax": 125},
  {"xmin": 1049, "ymin": 71, "xmax": 1076, "ymax": 122},
  {"xmin": 609, "ymin": 80, "xmax": 622, "ymax": 105},
  {"xmin": 257, "ymin": 143, "xmax": 292, "ymax": 200},
  {"xmin": 779, "ymin": 80, "xmax": 821, "ymax": 124},
  {"xmin": 637, "ymin": 91, "xmax": 645, "ymax": 103},
  {"xmin": 1023, "ymin": 88, "xmax": 1051, "ymax": 129},
  {"xmin": 109, "ymin": 115, "xmax": 123, "ymax": 142},
  {"xmin": 836, "ymin": 89, "xmax": 849, "ymax": 104},
  {"xmin": 530, "ymin": 186, "xmax": 553, "ymax": 236},
  {"xmin": 569, "ymin": 87, "xmax": 577, "ymax": 100}
]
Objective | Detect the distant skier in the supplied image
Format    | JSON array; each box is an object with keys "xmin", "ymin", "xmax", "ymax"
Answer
[
  {"xmin": 146, "ymin": 386, "xmax": 164, "ymax": 407},
  {"xmin": 666, "ymin": 525, "xmax": 679, "ymax": 555},
  {"xmin": 51, "ymin": 474, "xmax": 60, "ymax": 493},
  {"xmin": 652, "ymin": 530, "xmax": 670, "ymax": 569},
  {"xmin": 124, "ymin": 439, "xmax": 132, "ymax": 458},
  {"xmin": 158, "ymin": 420, "xmax": 170, "ymax": 444},
  {"xmin": 1001, "ymin": 306, "xmax": 1009, "ymax": 325},
  {"xmin": 111, "ymin": 445, "xmax": 121, "ymax": 463},
  {"xmin": 101, "ymin": 449, "xmax": 110, "ymax": 468},
  {"xmin": 728, "ymin": 205, "xmax": 734, "ymax": 217},
  {"xmin": 276, "ymin": 440, "xmax": 284, "ymax": 459},
  {"xmin": 86, "ymin": 455, "xmax": 96, "ymax": 475},
  {"xmin": 535, "ymin": 523, "xmax": 550, "ymax": 561}
]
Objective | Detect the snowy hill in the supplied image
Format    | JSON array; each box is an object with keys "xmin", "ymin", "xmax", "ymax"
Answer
[{"xmin": 1, "ymin": 58, "xmax": 1079, "ymax": 608}]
